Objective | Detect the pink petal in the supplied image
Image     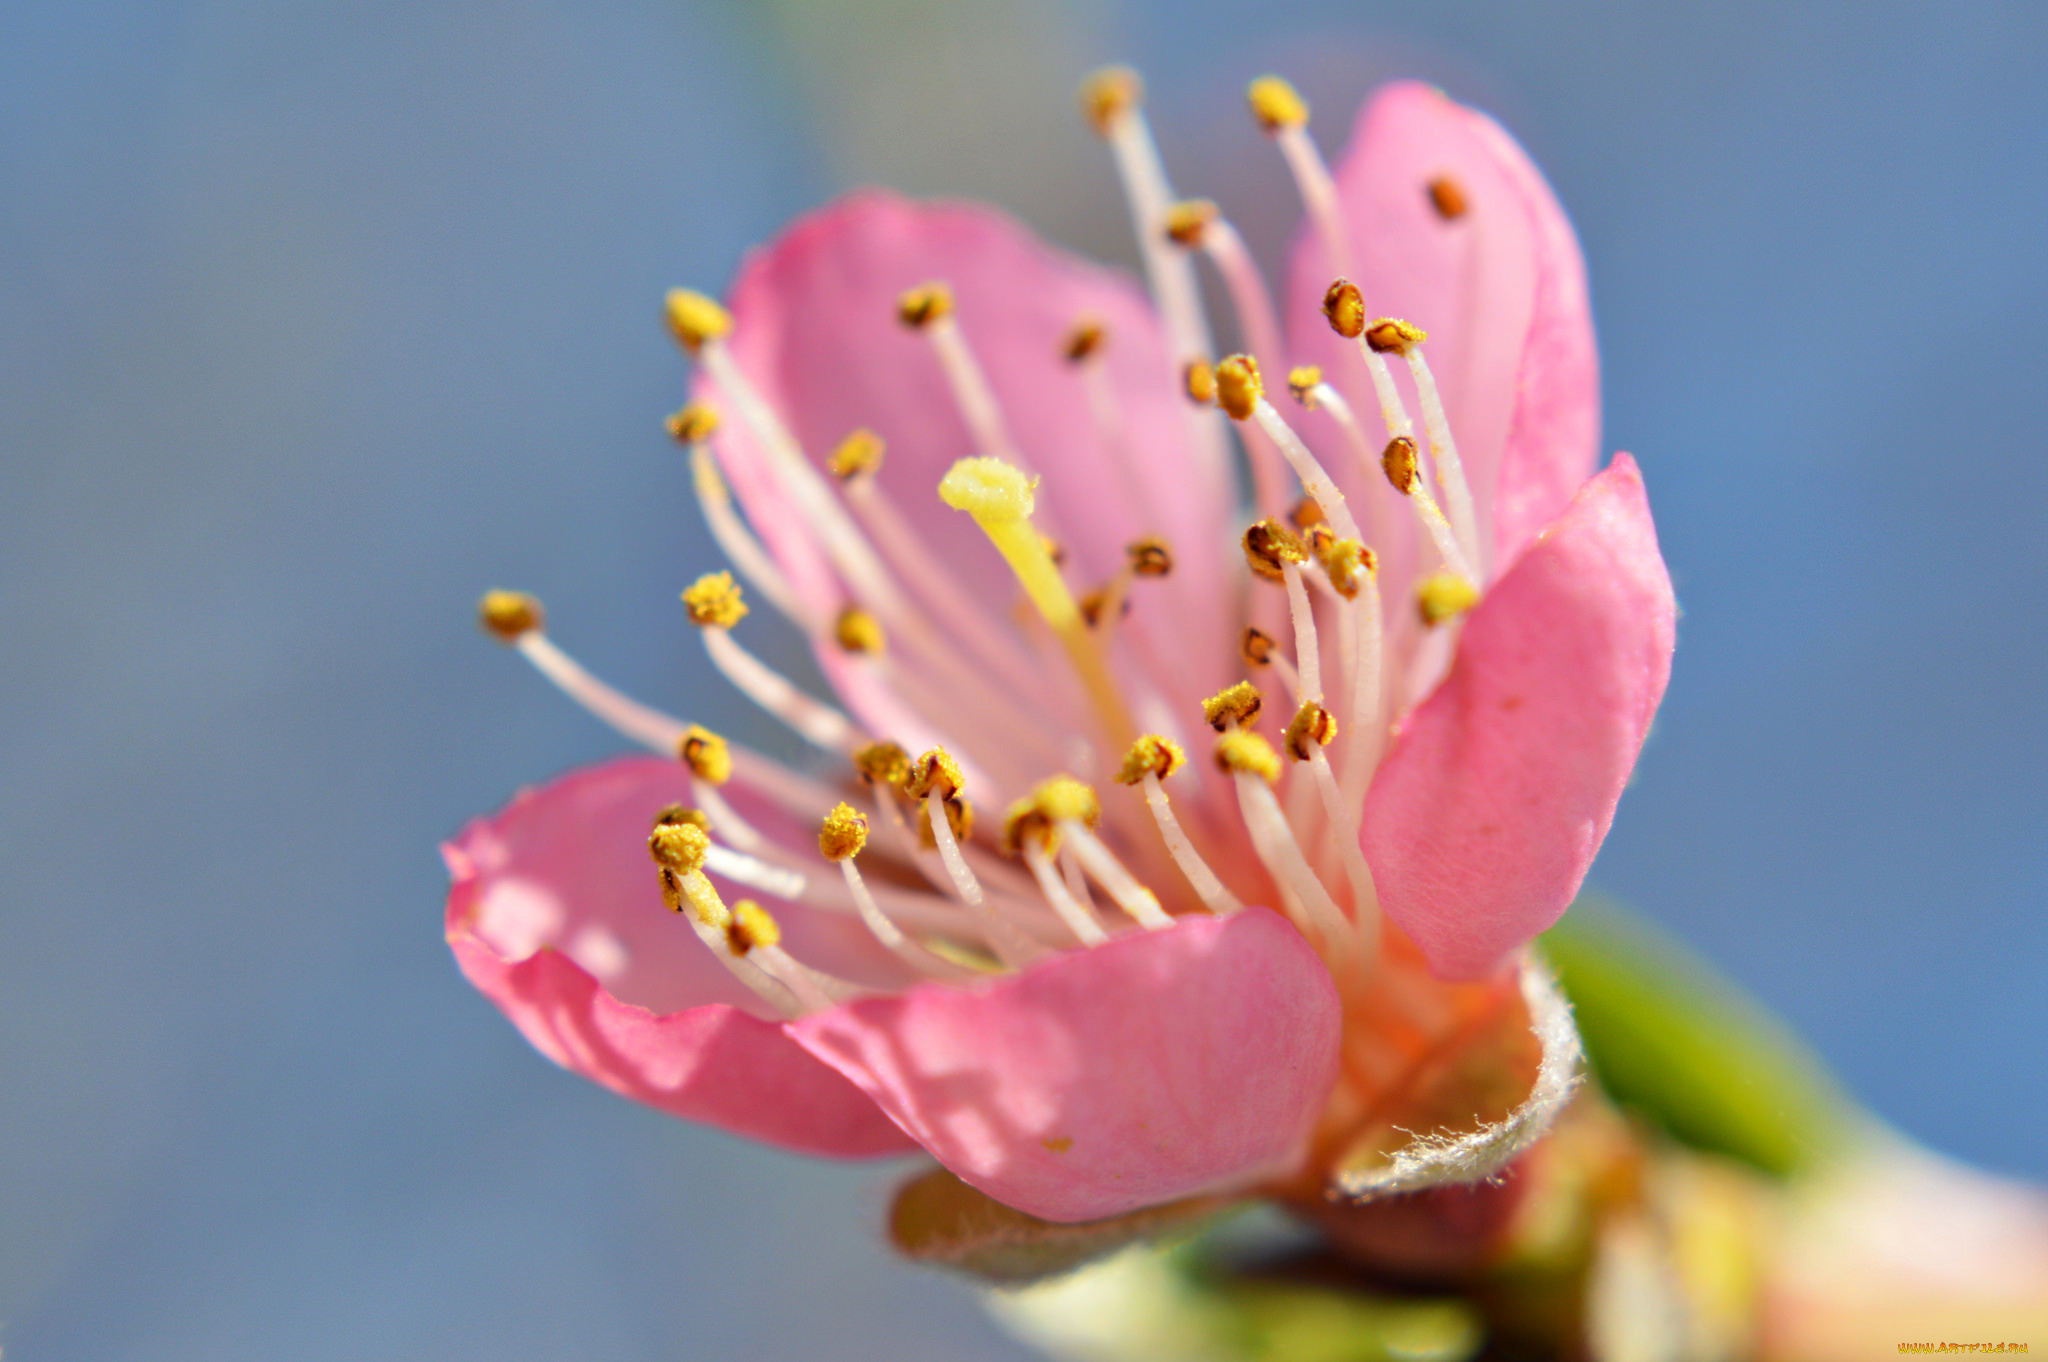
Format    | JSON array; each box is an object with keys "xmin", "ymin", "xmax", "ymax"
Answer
[
  {"xmin": 1361, "ymin": 456, "xmax": 1675, "ymax": 980},
  {"xmin": 788, "ymin": 907, "xmax": 1341, "ymax": 1223},
  {"xmin": 1284, "ymin": 81, "xmax": 1599, "ymax": 577},
  {"xmin": 445, "ymin": 756, "xmax": 917, "ymax": 1157}
]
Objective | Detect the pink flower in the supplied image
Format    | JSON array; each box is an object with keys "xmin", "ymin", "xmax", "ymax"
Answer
[{"xmin": 448, "ymin": 71, "xmax": 1675, "ymax": 1228}]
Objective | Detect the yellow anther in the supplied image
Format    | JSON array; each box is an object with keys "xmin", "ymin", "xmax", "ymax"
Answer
[
  {"xmin": 1079, "ymin": 65, "xmax": 1143, "ymax": 135},
  {"xmin": 1364, "ymin": 317, "xmax": 1429, "ymax": 355},
  {"xmin": 834, "ymin": 606, "xmax": 887, "ymax": 655},
  {"xmin": 828, "ymin": 428, "xmax": 885, "ymax": 480},
  {"xmin": 1032, "ymin": 775, "xmax": 1100, "ymax": 828},
  {"xmin": 1183, "ymin": 358, "xmax": 1218, "ymax": 406},
  {"xmin": 1061, "ymin": 317, "xmax": 1107, "ymax": 363},
  {"xmin": 1079, "ymin": 586, "xmax": 1128, "ymax": 629},
  {"xmin": 904, "ymin": 747, "xmax": 965, "ymax": 801},
  {"xmin": 1202, "ymin": 680, "xmax": 1265, "ymax": 732},
  {"xmin": 1240, "ymin": 626, "xmax": 1277, "ymax": 668},
  {"xmin": 1289, "ymin": 495, "xmax": 1325, "ymax": 530},
  {"xmin": 1416, "ymin": 570, "xmax": 1482, "ymax": 626},
  {"xmin": 1285, "ymin": 701, "xmax": 1339, "ymax": 761},
  {"xmin": 664, "ymin": 289, "xmax": 732, "ymax": 355},
  {"xmin": 1215, "ymin": 729, "xmax": 1282, "ymax": 783},
  {"xmin": 852, "ymin": 740, "xmax": 912, "ymax": 789},
  {"xmin": 1320, "ymin": 538, "xmax": 1376, "ymax": 601},
  {"xmin": 648, "ymin": 820, "xmax": 711, "ymax": 875},
  {"xmin": 1247, "ymin": 74, "xmax": 1309, "ymax": 132},
  {"xmin": 1214, "ymin": 353, "xmax": 1263, "ymax": 421},
  {"xmin": 916, "ymin": 796, "xmax": 974, "ymax": 850},
  {"xmin": 665, "ymin": 402, "xmax": 720, "ymax": 444},
  {"xmin": 678, "ymin": 725, "xmax": 733, "ymax": 785},
  {"xmin": 1243, "ymin": 518, "xmax": 1310, "ymax": 583},
  {"xmin": 478, "ymin": 590, "xmax": 544, "ymax": 643},
  {"xmin": 1381, "ymin": 436, "xmax": 1421, "ymax": 496},
  {"xmin": 818, "ymin": 802, "xmax": 870, "ymax": 862},
  {"xmin": 657, "ymin": 866, "xmax": 685, "ymax": 914},
  {"xmin": 726, "ymin": 899, "xmax": 781, "ymax": 955},
  {"xmin": 1127, "ymin": 537, "xmax": 1173, "ymax": 578},
  {"xmin": 681, "ymin": 571, "xmax": 748, "ymax": 628},
  {"xmin": 1322, "ymin": 279, "xmax": 1366, "ymax": 339},
  {"xmin": 654, "ymin": 804, "xmax": 711, "ymax": 832},
  {"xmin": 1305, "ymin": 523, "xmax": 1335, "ymax": 558},
  {"xmin": 1286, "ymin": 366, "xmax": 1324, "ymax": 408},
  {"xmin": 1000, "ymin": 796, "xmax": 1056, "ymax": 856},
  {"xmin": 1428, "ymin": 175, "xmax": 1470, "ymax": 221},
  {"xmin": 1163, "ymin": 198, "xmax": 1218, "ymax": 247},
  {"xmin": 896, "ymin": 281, "xmax": 954, "ymax": 329},
  {"xmin": 938, "ymin": 456, "xmax": 1037, "ymax": 523},
  {"xmin": 1114, "ymin": 734, "xmax": 1185, "ymax": 785}
]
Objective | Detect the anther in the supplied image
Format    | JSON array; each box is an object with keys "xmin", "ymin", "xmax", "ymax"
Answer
[
  {"xmin": 654, "ymin": 804, "xmax": 711, "ymax": 832},
  {"xmin": 1215, "ymin": 730, "xmax": 1282, "ymax": 782},
  {"xmin": 896, "ymin": 281, "xmax": 954, "ymax": 329},
  {"xmin": 1289, "ymin": 495, "xmax": 1325, "ymax": 530},
  {"xmin": 999, "ymin": 798, "xmax": 1056, "ymax": 857},
  {"xmin": 478, "ymin": 590, "xmax": 544, "ymax": 643},
  {"xmin": 664, "ymin": 289, "xmax": 732, "ymax": 355},
  {"xmin": 1120, "ymin": 733, "xmax": 1244, "ymax": 918},
  {"xmin": 678, "ymin": 725, "xmax": 733, "ymax": 784},
  {"xmin": 649, "ymin": 820, "xmax": 712, "ymax": 877},
  {"xmin": 1320, "ymin": 538, "xmax": 1376, "ymax": 601},
  {"xmin": 1078, "ymin": 66, "xmax": 1144, "ymax": 136},
  {"xmin": 818, "ymin": 802, "xmax": 870, "ymax": 862},
  {"xmin": 1079, "ymin": 586, "xmax": 1130, "ymax": 629},
  {"xmin": 833, "ymin": 606, "xmax": 887, "ymax": 655},
  {"xmin": 726, "ymin": 899, "xmax": 782, "ymax": 955},
  {"xmin": 1061, "ymin": 318, "xmax": 1107, "ymax": 363},
  {"xmin": 1127, "ymin": 537, "xmax": 1173, "ymax": 578},
  {"xmin": 1163, "ymin": 198, "xmax": 1217, "ymax": 247},
  {"xmin": 1285, "ymin": 701, "xmax": 1338, "ymax": 761},
  {"xmin": 1214, "ymin": 353, "xmax": 1262, "ymax": 421},
  {"xmin": 1364, "ymin": 317, "xmax": 1428, "ymax": 356},
  {"xmin": 1240, "ymin": 627, "xmax": 1277, "ymax": 668},
  {"xmin": 1032, "ymin": 775, "xmax": 1101, "ymax": 828},
  {"xmin": 1183, "ymin": 358, "xmax": 1217, "ymax": 406},
  {"xmin": 1202, "ymin": 680, "xmax": 1264, "ymax": 731},
  {"xmin": 1287, "ymin": 366, "xmax": 1323, "ymax": 408},
  {"xmin": 1428, "ymin": 175, "xmax": 1470, "ymax": 220},
  {"xmin": 1381, "ymin": 436, "xmax": 1421, "ymax": 495},
  {"xmin": 828, "ymin": 428, "xmax": 884, "ymax": 480},
  {"xmin": 1042, "ymin": 534, "xmax": 1067, "ymax": 566},
  {"xmin": 1322, "ymin": 279, "xmax": 1366, "ymax": 339},
  {"xmin": 1416, "ymin": 570, "xmax": 1481, "ymax": 626},
  {"xmin": 1246, "ymin": 75, "xmax": 1309, "ymax": 132},
  {"xmin": 666, "ymin": 403, "xmax": 719, "ymax": 444},
  {"xmin": 852, "ymin": 740, "xmax": 911, "ymax": 788},
  {"xmin": 682, "ymin": 572, "xmax": 749, "ymax": 628},
  {"xmin": 904, "ymin": 747, "xmax": 964, "ymax": 802},
  {"xmin": 1114, "ymin": 734, "xmax": 1185, "ymax": 785},
  {"xmin": 1243, "ymin": 518, "xmax": 1310, "ymax": 583},
  {"xmin": 915, "ymin": 796, "xmax": 974, "ymax": 850}
]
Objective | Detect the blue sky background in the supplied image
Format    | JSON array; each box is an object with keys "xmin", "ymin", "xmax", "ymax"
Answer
[{"xmin": 2, "ymin": 1, "xmax": 2043, "ymax": 1357}]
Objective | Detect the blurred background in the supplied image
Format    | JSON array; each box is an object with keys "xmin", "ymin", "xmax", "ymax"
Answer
[{"xmin": 2, "ymin": 0, "xmax": 2043, "ymax": 1356}]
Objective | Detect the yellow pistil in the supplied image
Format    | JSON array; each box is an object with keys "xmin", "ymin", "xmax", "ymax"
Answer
[
  {"xmin": 678, "ymin": 725, "xmax": 733, "ymax": 785},
  {"xmin": 665, "ymin": 402, "xmax": 719, "ymax": 444},
  {"xmin": 1322, "ymin": 279, "xmax": 1366, "ymax": 339},
  {"xmin": 1163, "ymin": 198, "xmax": 1217, "ymax": 247},
  {"xmin": 1416, "ymin": 570, "xmax": 1482, "ymax": 626},
  {"xmin": 1215, "ymin": 729, "xmax": 1282, "ymax": 782},
  {"xmin": 818, "ymin": 802, "xmax": 870, "ymax": 862},
  {"xmin": 938, "ymin": 456, "xmax": 1134, "ymax": 748},
  {"xmin": 1364, "ymin": 317, "xmax": 1429, "ymax": 356},
  {"xmin": 1061, "ymin": 318, "xmax": 1107, "ymax": 363},
  {"xmin": 664, "ymin": 289, "xmax": 731, "ymax": 355},
  {"xmin": 896, "ymin": 281, "xmax": 954, "ymax": 329},
  {"xmin": 1428, "ymin": 175, "xmax": 1470, "ymax": 220},
  {"xmin": 648, "ymin": 820, "xmax": 711, "ymax": 876},
  {"xmin": 1127, "ymin": 537, "xmax": 1173, "ymax": 578},
  {"xmin": 682, "ymin": 572, "xmax": 748, "ymax": 629},
  {"xmin": 1381, "ymin": 436, "xmax": 1422, "ymax": 495},
  {"xmin": 478, "ymin": 590, "xmax": 543, "ymax": 643},
  {"xmin": 1079, "ymin": 65, "xmax": 1143, "ymax": 136},
  {"xmin": 1114, "ymin": 734, "xmax": 1185, "ymax": 785},
  {"xmin": 904, "ymin": 746, "xmax": 965, "ymax": 802},
  {"xmin": 1183, "ymin": 359, "xmax": 1217, "ymax": 406},
  {"xmin": 1214, "ymin": 353, "xmax": 1262, "ymax": 421},
  {"xmin": 1285, "ymin": 701, "xmax": 1338, "ymax": 761},
  {"xmin": 852, "ymin": 740, "xmax": 912, "ymax": 789},
  {"xmin": 916, "ymin": 796, "xmax": 975, "ymax": 850},
  {"xmin": 828, "ymin": 428, "xmax": 884, "ymax": 480},
  {"xmin": 1202, "ymin": 680, "xmax": 1264, "ymax": 731},
  {"xmin": 1320, "ymin": 538, "xmax": 1376, "ymax": 601},
  {"xmin": 1246, "ymin": 75, "xmax": 1309, "ymax": 132},
  {"xmin": 833, "ymin": 606, "xmax": 887, "ymax": 655},
  {"xmin": 1287, "ymin": 366, "xmax": 1323, "ymax": 407},
  {"xmin": 1240, "ymin": 626, "xmax": 1277, "ymax": 668},
  {"xmin": 726, "ymin": 899, "xmax": 781, "ymax": 955},
  {"xmin": 1243, "ymin": 517, "xmax": 1310, "ymax": 583}
]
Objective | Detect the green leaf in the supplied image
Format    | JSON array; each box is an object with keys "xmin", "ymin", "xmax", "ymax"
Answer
[{"xmin": 1541, "ymin": 893, "xmax": 1855, "ymax": 1177}]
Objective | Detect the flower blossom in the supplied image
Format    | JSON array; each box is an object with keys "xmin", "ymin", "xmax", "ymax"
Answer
[{"xmin": 446, "ymin": 69, "xmax": 1675, "ymax": 1230}]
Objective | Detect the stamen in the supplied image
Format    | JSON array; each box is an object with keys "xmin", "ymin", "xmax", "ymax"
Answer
[
  {"xmin": 1400, "ymin": 339, "xmax": 1485, "ymax": 578},
  {"xmin": 899, "ymin": 282, "xmax": 1025, "ymax": 469},
  {"xmin": 1216, "ymin": 355, "xmax": 1366, "ymax": 543},
  {"xmin": 1415, "ymin": 570, "xmax": 1481, "ymax": 627},
  {"xmin": 1003, "ymin": 802, "xmax": 1111, "ymax": 947},
  {"xmin": 1241, "ymin": 625, "xmax": 1301, "ymax": 701},
  {"xmin": 1428, "ymin": 175, "xmax": 1470, "ymax": 220},
  {"xmin": 1249, "ymin": 76, "xmax": 1354, "ymax": 281},
  {"xmin": 1183, "ymin": 358, "xmax": 1217, "ymax": 406},
  {"xmin": 1323, "ymin": 280, "xmax": 1419, "ymax": 454},
  {"xmin": 479, "ymin": 589, "xmax": 544, "ymax": 642},
  {"xmin": 904, "ymin": 746, "xmax": 984, "ymax": 903},
  {"xmin": 1202, "ymin": 680, "xmax": 1264, "ymax": 731},
  {"xmin": 663, "ymin": 289, "xmax": 733, "ymax": 356},
  {"xmin": 1033, "ymin": 776, "xmax": 1173, "ymax": 931},
  {"xmin": 1380, "ymin": 437, "xmax": 1478, "ymax": 581},
  {"xmin": 827, "ymin": 427, "xmax": 885, "ymax": 480},
  {"xmin": 1114, "ymin": 736, "xmax": 1242, "ymax": 915},
  {"xmin": 727, "ymin": 899, "xmax": 849, "ymax": 1013},
  {"xmin": 1285, "ymin": 704, "xmax": 1381, "ymax": 958},
  {"xmin": 1280, "ymin": 557, "xmax": 1323, "ymax": 704},
  {"xmin": 650, "ymin": 820, "xmax": 803, "ymax": 1014},
  {"xmin": 833, "ymin": 607, "xmax": 887, "ymax": 655},
  {"xmin": 684, "ymin": 574, "xmax": 859, "ymax": 753},
  {"xmin": 685, "ymin": 441, "xmax": 809, "ymax": 627},
  {"xmin": 820, "ymin": 803, "xmax": 975, "ymax": 978},
  {"xmin": 1215, "ymin": 729, "xmax": 1354, "ymax": 955}
]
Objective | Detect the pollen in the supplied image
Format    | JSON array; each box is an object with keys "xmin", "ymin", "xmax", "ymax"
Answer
[
  {"xmin": 1061, "ymin": 318, "xmax": 1107, "ymax": 363},
  {"xmin": 896, "ymin": 281, "xmax": 954, "ymax": 329},
  {"xmin": 648, "ymin": 820, "xmax": 711, "ymax": 876},
  {"xmin": 1243, "ymin": 518, "xmax": 1309, "ymax": 582},
  {"xmin": 904, "ymin": 747, "xmax": 965, "ymax": 801},
  {"xmin": 818, "ymin": 802, "xmax": 870, "ymax": 862},
  {"xmin": 665, "ymin": 402, "xmax": 719, "ymax": 444},
  {"xmin": 828, "ymin": 428, "xmax": 884, "ymax": 480},
  {"xmin": 1215, "ymin": 729, "xmax": 1282, "ymax": 783},
  {"xmin": 653, "ymin": 804, "xmax": 711, "ymax": 832},
  {"xmin": 1240, "ymin": 626, "xmax": 1276, "ymax": 667},
  {"xmin": 1320, "ymin": 538, "xmax": 1376, "ymax": 600},
  {"xmin": 1127, "ymin": 537, "xmax": 1173, "ymax": 578},
  {"xmin": 938, "ymin": 456, "xmax": 1037, "ymax": 523},
  {"xmin": 1032, "ymin": 775, "xmax": 1101, "ymax": 827},
  {"xmin": 726, "ymin": 899, "xmax": 781, "ymax": 955},
  {"xmin": 852, "ymin": 740, "xmax": 912, "ymax": 788},
  {"xmin": 1114, "ymin": 733, "xmax": 1185, "ymax": 785},
  {"xmin": 1428, "ymin": 175, "xmax": 1470, "ymax": 220},
  {"xmin": 1214, "ymin": 353, "xmax": 1262, "ymax": 421},
  {"xmin": 1416, "ymin": 570, "xmax": 1482, "ymax": 626},
  {"xmin": 1287, "ymin": 366, "xmax": 1323, "ymax": 407},
  {"xmin": 1247, "ymin": 75, "xmax": 1309, "ymax": 132},
  {"xmin": 1202, "ymin": 680, "xmax": 1264, "ymax": 731},
  {"xmin": 664, "ymin": 288, "xmax": 732, "ymax": 355},
  {"xmin": 1079, "ymin": 65, "xmax": 1143, "ymax": 135},
  {"xmin": 682, "ymin": 571, "xmax": 748, "ymax": 628},
  {"xmin": 1163, "ymin": 198, "xmax": 1217, "ymax": 247},
  {"xmin": 834, "ymin": 606, "xmax": 887, "ymax": 655},
  {"xmin": 678, "ymin": 725, "xmax": 733, "ymax": 785},
  {"xmin": 1381, "ymin": 436, "xmax": 1421, "ymax": 495},
  {"xmin": 1183, "ymin": 359, "xmax": 1218, "ymax": 406},
  {"xmin": 478, "ymin": 590, "xmax": 544, "ymax": 643},
  {"xmin": 1285, "ymin": 701, "xmax": 1338, "ymax": 760},
  {"xmin": 1364, "ymin": 317, "xmax": 1429, "ymax": 355},
  {"xmin": 916, "ymin": 796, "xmax": 974, "ymax": 850},
  {"xmin": 1322, "ymin": 279, "xmax": 1366, "ymax": 339}
]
